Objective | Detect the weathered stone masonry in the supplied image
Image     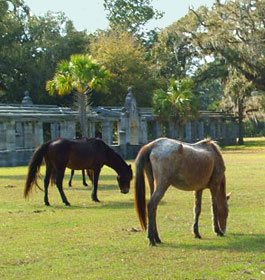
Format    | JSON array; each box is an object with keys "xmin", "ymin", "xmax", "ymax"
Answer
[{"xmin": 0, "ymin": 89, "xmax": 237, "ymax": 166}]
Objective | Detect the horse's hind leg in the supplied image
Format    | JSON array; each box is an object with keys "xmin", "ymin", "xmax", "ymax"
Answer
[
  {"xmin": 145, "ymin": 163, "xmax": 154, "ymax": 197},
  {"xmin": 44, "ymin": 165, "xmax": 52, "ymax": 206},
  {"xmin": 210, "ymin": 187, "xmax": 224, "ymax": 236},
  {"xmin": 91, "ymin": 169, "xmax": 101, "ymax": 202},
  {"xmin": 148, "ymin": 184, "xmax": 169, "ymax": 246},
  {"xmin": 87, "ymin": 169, "xmax": 94, "ymax": 184},
  {"xmin": 68, "ymin": 169, "xmax": 74, "ymax": 187},
  {"xmin": 193, "ymin": 190, "xmax": 203, "ymax": 239},
  {"xmin": 82, "ymin": 169, "xmax": 88, "ymax": 186},
  {"xmin": 56, "ymin": 168, "xmax": 71, "ymax": 206}
]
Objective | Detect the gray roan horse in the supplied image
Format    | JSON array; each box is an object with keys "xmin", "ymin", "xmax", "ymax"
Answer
[{"xmin": 134, "ymin": 137, "xmax": 230, "ymax": 246}]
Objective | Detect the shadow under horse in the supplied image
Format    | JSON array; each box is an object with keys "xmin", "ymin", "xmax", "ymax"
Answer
[
  {"xmin": 134, "ymin": 137, "xmax": 231, "ymax": 246},
  {"xmin": 24, "ymin": 137, "xmax": 133, "ymax": 206}
]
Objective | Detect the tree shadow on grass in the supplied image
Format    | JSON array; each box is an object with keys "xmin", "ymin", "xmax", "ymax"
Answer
[
  {"xmin": 65, "ymin": 184, "xmax": 119, "ymax": 192},
  {"xmin": 0, "ymin": 174, "xmax": 116, "ymax": 181},
  {"xmin": 49, "ymin": 200, "xmax": 135, "ymax": 210},
  {"xmin": 162, "ymin": 233, "xmax": 265, "ymax": 253}
]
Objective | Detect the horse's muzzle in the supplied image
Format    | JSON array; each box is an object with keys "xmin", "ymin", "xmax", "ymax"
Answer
[{"xmin": 121, "ymin": 189, "xmax": 129, "ymax": 194}]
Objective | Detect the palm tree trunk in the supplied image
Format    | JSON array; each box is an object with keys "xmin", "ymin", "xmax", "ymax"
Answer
[{"xmin": 78, "ymin": 93, "xmax": 88, "ymax": 137}]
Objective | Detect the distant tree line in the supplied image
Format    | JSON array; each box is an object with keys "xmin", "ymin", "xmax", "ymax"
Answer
[{"xmin": 1, "ymin": 0, "xmax": 265, "ymax": 142}]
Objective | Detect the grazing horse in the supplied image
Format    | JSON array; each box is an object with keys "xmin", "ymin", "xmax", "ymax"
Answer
[
  {"xmin": 134, "ymin": 137, "xmax": 230, "ymax": 246},
  {"xmin": 24, "ymin": 137, "xmax": 133, "ymax": 206}
]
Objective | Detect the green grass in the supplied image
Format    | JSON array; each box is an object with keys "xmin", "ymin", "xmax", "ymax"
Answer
[{"xmin": 0, "ymin": 138, "xmax": 265, "ymax": 279}]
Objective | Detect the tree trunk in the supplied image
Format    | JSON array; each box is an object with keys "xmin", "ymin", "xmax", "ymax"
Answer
[
  {"xmin": 78, "ymin": 93, "xmax": 88, "ymax": 137},
  {"xmin": 237, "ymin": 98, "xmax": 244, "ymax": 145}
]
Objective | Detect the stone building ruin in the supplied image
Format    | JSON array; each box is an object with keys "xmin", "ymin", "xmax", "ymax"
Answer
[{"xmin": 0, "ymin": 88, "xmax": 237, "ymax": 166}]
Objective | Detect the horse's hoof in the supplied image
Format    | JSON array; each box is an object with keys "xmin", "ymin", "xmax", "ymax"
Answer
[
  {"xmin": 45, "ymin": 202, "xmax": 50, "ymax": 206},
  {"xmin": 149, "ymin": 241, "xmax": 156, "ymax": 246},
  {"xmin": 155, "ymin": 237, "xmax": 162, "ymax": 244},
  {"xmin": 65, "ymin": 202, "xmax": 71, "ymax": 206},
  {"xmin": 91, "ymin": 195, "xmax": 100, "ymax": 202},
  {"xmin": 195, "ymin": 234, "xmax": 202, "ymax": 239},
  {"xmin": 83, "ymin": 183, "xmax": 88, "ymax": 187}
]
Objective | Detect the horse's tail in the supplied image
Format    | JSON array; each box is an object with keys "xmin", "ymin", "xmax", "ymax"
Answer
[
  {"xmin": 24, "ymin": 141, "xmax": 51, "ymax": 198},
  {"xmin": 134, "ymin": 143, "xmax": 153, "ymax": 231}
]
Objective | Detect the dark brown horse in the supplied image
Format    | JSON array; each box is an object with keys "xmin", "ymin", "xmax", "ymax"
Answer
[
  {"xmin": 24, "ymin": 137, "xmax": 133, "ymax": 206},
  {"xmin": 134, "ymin": 137, "xmax": 230, "ymax": 246}
]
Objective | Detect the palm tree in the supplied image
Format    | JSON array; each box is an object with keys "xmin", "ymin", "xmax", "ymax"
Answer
[
  {"xmin": 46, "ymin": 54, "xmax": 109, "ymax": 137},
  {"xmin": 153, "ymin": 78, "xmax": 198, "ymax": 139}
]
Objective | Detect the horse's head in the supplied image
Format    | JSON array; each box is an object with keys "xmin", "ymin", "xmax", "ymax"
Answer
[
  {"xmin": 217, "ymin": 192, "xmax": 231, "ymax": 234},
  {"xmin": 117, "ymin": 164, "xmax": 133, "ymax": 194}
]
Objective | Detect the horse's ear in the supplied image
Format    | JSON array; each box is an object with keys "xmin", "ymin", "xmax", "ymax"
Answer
[{"xmin": 226, "ymin": 192, "xmax": 232, "ymax": 201}]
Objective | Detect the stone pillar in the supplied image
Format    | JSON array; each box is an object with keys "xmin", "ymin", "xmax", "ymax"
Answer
[
  {"xmin": 139, "ymin": 117, "xmax": 148, "ymax": 144},
  {"xmin": 88, "ymin": 121, "xmax": 96, "ymax": 138},
  {"xmin": 0, "ymin": 122, "xmax": 6, "ymax": 150},
  {"xmin": 67, "ymin": 121, "xmax": 76, "ymax": 139},
  {"xmin": 59, "ymin": 121, "xmax": 76, "ymax": 139},
  {"xmin": 154, "ymin": 121, "xmax": 163, "ymax": 139},
  {"xmin": 198, "ymin": 121, "xmax": 204, "ymax": 139},
  {"xmin": 216, "ymin": 121, "xmax": 222, "ymax": 139},
  {"xmin": 185, "ymin": 122, "xmax": 192, "ymax": 142},
  {"xmin": 210, "ymin": 122, "xmax": 217, "ymax": 139},
  {"xmin": 102, "ymin": 120, "xmax": 112, "ymax": 145},
  {"xmin": 34, "ymin": 121, "xmax": 43, "ymax": 147},
  {"xmin": 59, "ymin": 121, "xmax": 68, "ymax": 138},
  {"xmin": 125, "ymin": 87, "xmax": 139, "ymax": 145},
  {"xmin": 6, "ymin": 120, "xmax": 16, "ymax": 151},
  {"xmin": 119, "ymin": 110, "xmax": 130, "ymax": 144},
  {"xmin": 24, "ymin": 122, "xmax": 34, "ymax": 149},
  {"xmin": 51, "ymin": 123, "xmax": 60, "ymax": 139},
  {"xmin": 168, "ymin": 121, "xmax": 178, "ymax": 139}
]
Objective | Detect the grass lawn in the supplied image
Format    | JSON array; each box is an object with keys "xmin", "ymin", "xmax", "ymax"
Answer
[{"xmin": 0, "ymin": 137, "xmax": 265, "ymax": 279}]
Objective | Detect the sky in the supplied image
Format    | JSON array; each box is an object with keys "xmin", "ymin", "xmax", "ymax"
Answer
[{"xmin": 24, "ymin": 0, "xmax": 216, "ymax": 33}]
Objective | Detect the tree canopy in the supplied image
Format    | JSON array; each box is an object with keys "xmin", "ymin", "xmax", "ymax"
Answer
[{"xmin": 177, "ymin": 0, "xmax": 265, "ymax": 91}]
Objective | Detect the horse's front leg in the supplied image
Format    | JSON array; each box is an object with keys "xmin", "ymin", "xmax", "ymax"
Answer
[
  {"xmin": 147, "ymin": 186, "xmax": 168, "ymax": 246},
  {"xmin": 56, "ymin": 168, "xmax": 71, "ymax": 206},
  {"xmin": 210, "ymin": 187, "xmax": 224, "ymax": 236},
  {"xmin": 193, "ymin": 190, "xmax": 203, "ymax": 239},
  {"xmin": 91, "ymin": 169, "xmax": 101, "ymax": 202}
]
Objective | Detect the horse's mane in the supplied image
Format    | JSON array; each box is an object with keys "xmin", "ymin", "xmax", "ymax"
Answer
[
  {"xmin": 106, "ymin": 143, "xmax": 125, "ymax": 163},
  {"xmin": 93, "ymin": 138, "xmax": 125, "ymax": 164}
]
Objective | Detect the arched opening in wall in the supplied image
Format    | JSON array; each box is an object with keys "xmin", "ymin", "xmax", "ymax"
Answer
[
  {"xmin": 43, "ymin": 123, "xmax": 51, "ymax": 143},
  {"xmin": 162, "ymin": 122, "xmax": 169, "ymax": 137},
  {"xmin": 95, "ymin": 122, "xmax": 102, "ymax": 138},
  {"xmin": 112, "ymin": 121, "xmax": 118, "ymax": 145},
  {"xmin": 15, "ymin": 122, "xmax": 24, "ymax": 148},
  {"xmin": 75, "ymin": 122, "xmax": 82, "ymax": 138},
  {"xmin": 147, "ymin": 121, "xmax": 155, "ymax": 142}
]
